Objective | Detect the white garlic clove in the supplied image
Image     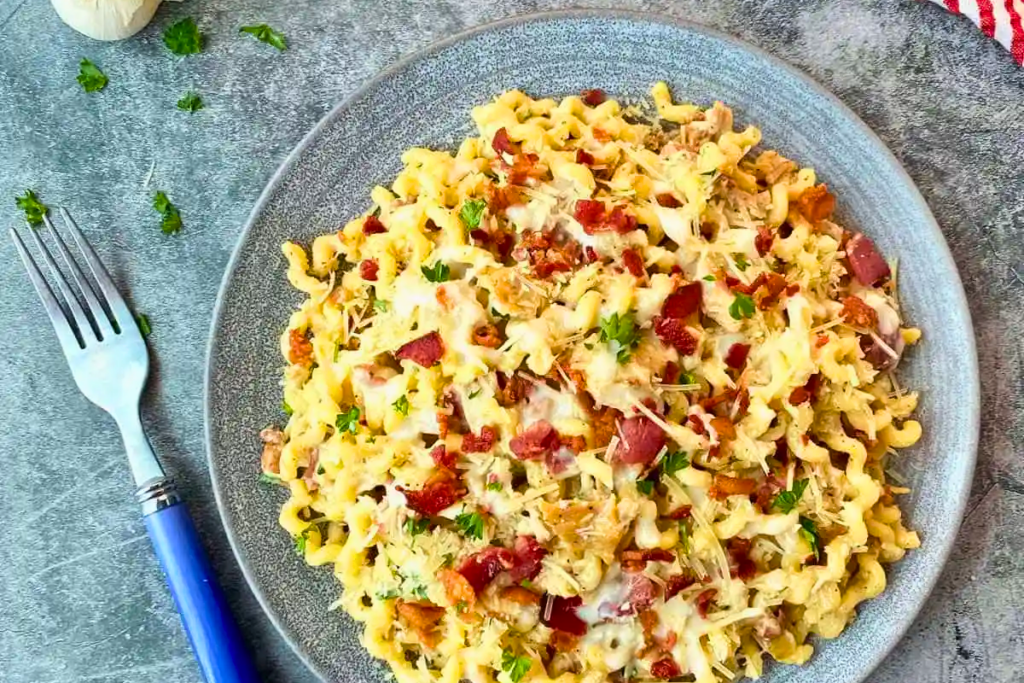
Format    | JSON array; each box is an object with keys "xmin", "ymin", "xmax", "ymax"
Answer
[{"xmin": 50, "ymin": 0, "xmax": 163, "ymax": 42}]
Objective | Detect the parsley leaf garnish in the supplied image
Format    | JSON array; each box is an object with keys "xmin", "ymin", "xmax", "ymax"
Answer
[
  {"xmin": 798, "ymin": 515, "xmax": 821, "ymax": 561},
  {"xmin": 734, "ymin": 255, "xmax": 750, "ymax": 271},
  {"xmin": 404, "ymin": 517, "xmax": 430, "ymax": 537},
  {"xmin": 636, "ymin": 478, "xmax": 654, "ymax": 496},
  {"xmin": 392, "ymin": 395, "xmax": 410, "ymax": 416},
  {"xmin": 152, "ymin": 191, "xmax": 182, "ymax": 235},
  {"xmin": 442, "ymin": 553, "xmax": 455, "ymax": 567},
  {"xmin": 412, "ymin": 585, "xmax": 429, "ymax": 601},
  {"xmin": 376, "ymin": 588, "xmax": 399, "ymax": 600},
  {"xmin": 468, "ymin": 388, "xmax": 482, "ymax": 399},
  {"xmin": 679, "ymin": 371, "xmax": 697, "ymax": 386},
  {"xmin": 282, "ymin": 400, "xmax": 293, "ymax": 416},
  {"xmin": 455, "ymin": 600, "xmax": 468, "ymax": 613},
  {"xmin": 679, "ymin": 520, "xmax": 691, "ymax": 553},
  {"xmin": 335, "ymin": 406, "xmax": 360, "ymax": 434},
  {"xmin": 486, "ymin": 481, "xmax": 503, "ymax": 492},
  {"xmin": 501, "ymin": 650, "xmax": 533, "ymax": 683},
  {"xmin": 459, "ymin": 199, "xmax": 487, "ymax": 230},
  {"xmin": 421, "ymin": 262, "xmax": 450, "ymax": 283},
  {"xmin": 135, "ymin": 314, "xmax": 152, "ymax": 337},
  {"xmin": 660, "ymin": 451, "xmax": 690, "ymax": 476},
  {"xmin": 163, "ymin": 17, "xmax": 203, "ymax": 55},
  {"xmin": 702, "ymin": 274, "xmax": 716, "ymax": 282},
  {"xmin": 772, "ymin": 479, "xmax": 809, "ymax": 514},
  {"xmin": 77, "ymin": 59, "xmax": 108, "ymax": 92},
  {"xmin": 177, "ymin": 91, "xmax": 203, "ymax": 113},
  {"xmin": 240, "ymin": 24, "xmax": 288, "ymax": 50},
  {"xmin": 258, "ymin": 472, "xmax": 281, "ymax": 485},
  {"xmin": 729, "ymin": 293, "xmax": 755, "ymax": 320},
  {"xmin": 372, "ymin": 299, "xmax": 389, "ymax": 313},
  {"xmin": 455, "ymin": 511, "xmax": 484, "ymax": 540},
  {"xmin": 16, "ymin": 190, "xmax": 48, "ymax": 226},
  {"xmin": 598, "ymin": 312, "xmax": 640, "ymax": 364}
]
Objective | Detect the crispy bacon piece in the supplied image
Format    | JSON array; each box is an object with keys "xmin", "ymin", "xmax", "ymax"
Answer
[
  {"xmin": 287, "ymin": 328, "xmax": 313, "ymax": 366},
  {"xmin": 662, "ymin": 283, "xmax": 703, "ymax": 318},
  {"xmin": 439, "ymin": 568, "xmax": 476, "ymax": 610},
  {"xmin": 501, "ymin": 585, "xmax": 541, "ymax": 606},
  {"xmin": 653, "ymin": 317, "xmax": 698, "ymax": 355},
  {"xmin": 541, "ymin": 594, "xmax": 588, "ymax": 635},
  {"xmin": 755, "ymin": 272, "xmax": 789, "ymax": 310},
  {"xmin": 486, "ymin": 185, "xmax": 524, "ymax": 218},
  {"xmin": 472, "ymin": 324, "xmax": 503, "ymax": 348},
  {"xmin": 709, "ymin": 474, "xmax": 757, "ymax": 500},
  {"xmin": 796, "ymin": 184, "xmax": 835, "ymax": 222},
  {"xmin": 458, "ymin": 547, "xmax": 515, "ymax": 594},
  {"xmin": 666, "ymin": 505, "xmax": 692, "ymax": 520},
  {"xmin": 512, "ymin": 230, "xmax": 580, "ymax": 278},
  {"xmin": 495, "ymin": 372, "xmax": 529, "ymax": 407},
  {"xmin": 664, "ymin": 573, "xmax": 696, "ymax": 600},
  {"xmin": 360, "ymin": 259, "xmax": 379, "ymax": 281},
  {"xmin": 492, "ymin": 127, "xmax": 516, "ymax": 155},
  {"xmin": 621, "ymin": 548, "xmax": 675, "ymax": 565},
  {"xmin": 430, "ymin": 444, "xmax": 457, "ymax": 471},
  {"xmin": 710, "ymin": 416, "xmax": 736, "ymax": 440},
  {"xmin": 396, "ymin": 600, "xmax": 445, "ymax": 630},
  {"xmin": 606, "ymin": 205, "xmax": 638, "ymax": 234},
  {"xmin": 548, "ymin": 630, "xmax": 580, "ymax": 652},
  {"xmin": 510, "ymin": 420, "xmax": 560, "ymax": 460},
  {"xmin": 302, "ymin": 449, "xmax": 319, "ymax": 491},
  {"xmin": 846, "ymin": 233, "xmax": 891, "ymax": 285},
  {"xmin": 620, "ymin": 573, "xmax": 659, "ymax": 615},
  {"xmin": 622, "ymin": 248, "xmax": 646, "ymax": 278},
  {"xmin": 461, "ymin": 426, "xmax": 497, "ymax": 453},
  {"xmin": 816, "ymin": 333, "xmax": 830, "ymax": 348},
  {"xmin": 687, "ymin": 414, "xmax": 705, "ymax": 435},
  {"xmin": 584, "ymin": 246, "xmax": 599, "ymax": 263},
  {"xmin": 754, "ymin": 472, "xmax": 787, "ymax": 513},
  {"xmin": 755, "ymin": 225, "xmax": 775, "ymax": 256},
  {"xmin": 789, "ymin": 386, "xmax": 811, "ymax": 405},
  {"xmin": 400, "ymin": 469, "xmax": 466, "ymax": 515},
  {"xmin": 581, "ymin": 88, "xmax": 606, "ymax": 106},
  {"xmin": 724, "ymin": 343, "xmax": 751, "ymax": 369},
  {"xmin": 573, "ymin": 199, "xmax": 605, "ymax": 229},
  {"xmin": 695, "ymin": 588, "xmax": 718, "ymax": 618},
  {"xmin": 508, "ymin": 535, "xmax": 547, "ymax": 582},
  {"xmin": 260, "ymin": 426, "xmax": 284, "ymax": 474},
  {"xmin": 650, "ymin": 658, "xmax": 681, "ymax": 680},
  {"xmin": 575, "ymin": 149, "xmax": 595, "ymax": 165},
  {"xmin": 656, "ymin": 193, "xmax": 682, "ymax": 208},
  {"xmin": 504, "ymin": 152, "xmax": 543, "ymax": 185},
  {"xmin": 612, "ymin": 416, "xmax": 666, "ymax": 466},
  {"xmin": 363, "ymin": 215, "xmax": 387, "ymax": 234},
  {"xmin": 728, "ymin": 538, "xmax": 757, "ymax": 580},
  {"xmin": 395, "ymin": 331, "xmax": 444, "ymax": 367},
  {"xmin": 841, "ymin": 295, "xmax": 879, "ymax": 329},
  {"xmin": 661, "ymin": 361, "xmax": 680, "ymax": 385},
  {"xmin": 589, "ymin": 405, "xmax": 622, "ymax": 449}
]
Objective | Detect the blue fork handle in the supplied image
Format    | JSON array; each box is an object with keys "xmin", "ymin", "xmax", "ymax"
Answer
[{"xmin": 144, "ymin": 502, "xmax": 259, "ymax": 682}]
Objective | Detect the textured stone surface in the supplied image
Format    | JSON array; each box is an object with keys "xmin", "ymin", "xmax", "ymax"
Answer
[{"xmin": 0, "ymin": 1, "xmax": 1020, "ymax": 682}]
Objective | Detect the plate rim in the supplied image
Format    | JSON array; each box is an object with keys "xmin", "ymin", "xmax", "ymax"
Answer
[{"xmin": 204, "ymin": 9, "xmax": 980, "ymax": 683}]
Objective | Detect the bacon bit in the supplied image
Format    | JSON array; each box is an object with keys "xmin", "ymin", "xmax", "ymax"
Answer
[
  {"xmin": 302, "ymin": 449, "xmax": 320, "ymax": 491},
  {"xmin": 395, "ymin": 331, "xmax": 444, "ymax": 367},
  {"xmin": 589, "ymin": 404, "xmax": 622, "ymax": 449},
  {"xmin": 728, "ymin": 538, "xmax": 757, "ymax": 580},
  {"xmin": 584, "ymin": 246, "xmax": 599, "ymax": 263},
  {"xmin": 695, "ymin": 588, "xmax": 718, "ymax": 618},
  {"xmin": 666, "ymin": 505, "xmax": 692, "ymax": 520},
  {"xmin": 560, "ymin": 434, "xmax": 587, "ymax": 454},
  {"xmin": 662, "ymin": 282, "xmax": 703, "ymax": 318},
  {"xmin": 592, "ymin": 127, "xmax": 611, "ymax": 142},
  {"xmin": 469, "ymin": 229, "xmax": 489, "ymax": 244},
  {"xmin": 287, "ymin": 328, "xmax": 313, "ymax": 366},
  {"xmin": 495, "ymin": 372, "xmax": 529, "ymax": 407},
  {"xmin": 574, "ymin": 199, "xmax": 604, "ymax": 229},
  {"xmin": 700, "ymin": 389, "xmax": 736, "ymax": 413},
  {"xmin": 512, "ymin": 230, "xmax": 581, "ymax": 278},
  {"xmin": 650, "ymin": 658, "xmax": 681, "ymax": 680},
  {"xmin": 621, "ymin": 548, "xmax": 675, "ymax": 564},
  {"xmin": 510, "ymin": 420, "xmax": 560, "ymax": 460},
  {"xmin": 622, "ymin": 248, "xmax": 646, "ymax": 278},
  {"xmin": 399, "ymin": 469, "xmax": 466, "ymax": 515},
  {"xmin": 755, "ymin": 225, "xmax": 775, "ymax": 256},
  {"xmin": 661, "ymin": 361, "xmax": 680, "ymax": 385},
  {"xmin": 359, "ymin": 259, "xmax": 379, "ymax": 281},
  {"xmin": 505, "ymin": 152, "xmax": 543, "ymax": 185},
  {"xmin": 789, "ymin": 386, "xmax": 811, "ymax": 405},
  {"xmin": 755, "ymin": 272, "xmax": 789, "ymax": 310},
  {"xmin": 686, "ymin": 415, "xmax": 705, "ymax": 435},
  {"xmin": 548, "ymin": 630, "xmax": 580, "ymax": 653},
  {"xmin": 396, "ymin": 600, "xmax": 445, "ymax": 631},
  {"xmin": 710, "ymin": 416, "xmax": 736, "ymax": 440},
  {"xmin": 656, "ymin": 193, "xmax": 682, "ymax": 208},
  {"xmin": 424, "ymin": 218, "xmax": 439, "ymax": 231},
  {"xmin": 486, "ymin": 184, "xmax": 523, "ymax": 214},
  {"xmin": 458, "ymin": 547, "xmax": 515, "ymax": 594},
  {"xmin": 815, "ymin": 334, "xmax": 830, "ymax": 348},
  {"xmin": 612, "ymin": 416, "xmax": 666, "ymax": 466},
  {"xmin": 605, "ymin": 205, "xmax": 638, "ymax": 234},
  {"xmin": 785, "ymin": 283, "xmax": 800, "ymax": 296},
  {"xmin": 471, "ymin": 324, "xmax": 502, "ymax": 348},
  {"xmin": 501, "ymin": 585, "xmax": 541, "ymax": 606},
  {"xmin": 362, "ymin": 215, "xmax": 387, "ymax": 234},
  {"xmin": 737, "ymin": 385, "xmax": 751, "ymax": 416},
  {"xmin": 492, "ymin": 127, "xmax": 517, "ymax": 156},
  {"xmin": 541, "ymin": 594, "xmax": 588, "ymax": 635},
  {"xmin": 653, "ymin": 317, "xmax": 698, "ymax": 355},
  {"xmin": 430, "ymin": 444, "xmax": 457, "ymax": 471},
  {"xmin": 439, "ymin": 568, "xmax": 476, "ymax": 610},
  {"xmin": 461, "ymin": 426, "xmax": 497, "ymax": 453},
  {"xmin": 846, "ymin": 233, "xmax": 891, "ymax": 285},
  {"xmin": 259, "ymin": 426, "xmax": 284, "ymax": 474},
  {"xmin": 508, "ymin": 535, "xmax": 548, "ymax": 582},
  {"xmin": 841, "ymin": 295, "xmax": 879, "ymax": 329},
  {"xmin": 754, "ymin": 472, "xmax": 786, "ymax": 513},
  {"xmin": 709, "ymin": 474, "xmax": 757, "ymax": 500},
  {"xmin": 621, "ymin": 573, "xmax": 659, "ymax": 615},
  {"xmin": 724, "ymin": 343, "xmax": 751, "ymax": 369},
  {"xmin": 639, "ymin": 609, "xmax": 660, "ymax": 637},
  {"xmin": 575, "ymin": 149, "xmax": 595, "ymax": 165},
  {"xmin": 581, "ymin": 88, "xmax": 606, "ymax": 106},
  {"xmin": 665, "ymin": 574, "xmax": 696, "ymax": 600},
  {"xmin": 796, "ymin": 184, "xmax": 836, "ymax": 222}
]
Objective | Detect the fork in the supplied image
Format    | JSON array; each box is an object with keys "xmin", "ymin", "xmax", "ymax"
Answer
[{"xmin": 10, "ymin": 209, "xmax": 258, "ymax": 683}]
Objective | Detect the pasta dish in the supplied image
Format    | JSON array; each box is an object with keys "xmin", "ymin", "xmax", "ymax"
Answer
[{"xmin": 258, "ymin": 84, "xmax": 922, "ymax": 683}]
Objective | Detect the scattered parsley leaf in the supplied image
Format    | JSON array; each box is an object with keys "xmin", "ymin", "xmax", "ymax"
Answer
[
  {"xmin": 404, "ymin": 517, "xmax": 430, "ymax": 537},
  {"xmin": 421, "ymin": 262, "xmax": 450, "ymax": 283},
  {"xmin": 660, "ymin": 451, "xmax": 690, "ymax": 476},
  {"xmin": 519, "ymin": 579, "xmax": 533, "ymax": 589},
  {"xmin": 468, "ymin": 388, "xmax": 482, "ymax": 399},
  {"xmin": 412, "ymin": 585, "xmax": 429, "ymax": 601},
  {"xmin": 636, "ymin": 479, "xmax": 654, "ymax": 495},
  {"xmin": 163, "ymin": 17, "xmax": 203, "ymax": 55},
  {"xmin": 282, "ymin": 400, "xmax": 293, "ymax": 416},
  {"xmin": 239, "ymin": 24, "xmax": 287, "ymax": 50},
  {"xmin": 77, "ymin": 59, "xmax": 107, "ymax": 92},
  {"xmin": 372, "ymin": 299, "xmax": 389, "ymax": 313},
  {"xmin": 442, "ymin": 553, "xmax": 455, "ymax": 567},
  {"xmin": 702, "ymin": 274, "xmax": 716, "ymax": 282},
  {"xmin": 459, "ymin": 199, "xmax": 487, "ymax": 230},
  {"xmin": 679, "ymin": 520, "xmax": 691, "ymax": 553},
  {"xmin": 501, "ymin": 650, "xmax": 533, "ymax": 683},
  {"xmin": 598, "ymin": 312, "xmax": 639, "ymax": 364},
  {"xmin": 734, "ymin": 255, "xmax": 750, "ymax": 271},
  {"xmin": 392, "ymin": 395, "xmax": 410, "ymax": 416},
  {"xmin": 177, "ymin": 91, "xmax": 203, "ymax": 113},
  {"xmin": 16, "ymin": 189, "xmax": 48, "ymax": 226},
  {"xmin": 729, "ymin": 293, "xmax": 755, "ymax": 320},
  {"xmin": 678, "ymin": 371, "xmax": 697, "ymax": 386},
  {"xmin": 798, "ymin": 515, "xmax": 821, "ymax": 561},
  {"xmin": 295, "ymin": 525, "xmax": 319, "ymax": 556},
  {"xmin": 486, "ymin": 481, "xmax": 503, "ymax": 492},
  {"xmin": 455, "ymin": 600, "xmax": 467, "ymax": 613},
  {"xmin": 335, "ymin": 406, "xmax": 360, "ymax": 434},
  {"xmin": 152, "ymin": 191, "xmax": 182, "ymax": 235},
  {"xmin": 455, "ymin": 511, "xmax": 484, "ymax": 540},
  {"xmin": 773, "ymin": 479, "xmax": 809, "ymax": 514},
  {"xmin": 258, "ymin": 472, "xmax": 281, "ymax": 485},
  {"xmin": 316, "ymin": 464, "xmax": 324, "ymax": 474},
  {"xmin": 135, "ymin": 314, "xmax": 152, "ymax": 337},
  {"xmin": 376, "ymin": 588, "xmax": 399, "ymax": 600}
]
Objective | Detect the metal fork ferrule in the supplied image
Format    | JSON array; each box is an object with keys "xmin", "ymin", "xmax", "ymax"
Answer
[{"xmin": 136, "ymin": 476, "xmax": 182, "ymax": 515}]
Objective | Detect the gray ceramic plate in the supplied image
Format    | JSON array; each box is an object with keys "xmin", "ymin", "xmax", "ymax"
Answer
[{"xmin": 205, "ymin": 10, "xmax": 979, "ymax": 683}]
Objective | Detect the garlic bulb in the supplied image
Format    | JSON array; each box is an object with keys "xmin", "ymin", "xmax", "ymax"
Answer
[{"xmin": 50, "ymin": 0, "xmax": 163, "ymax": 41}]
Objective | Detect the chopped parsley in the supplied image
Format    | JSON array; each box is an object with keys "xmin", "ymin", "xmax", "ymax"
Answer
[
  {"xmin": 702, "ymin": 274, "xmax": 716, "ymax": 282},
  {"xmin": 412, "ymin": 585, "xmax": 429, "ymax": 601},
  {"xmin": 15, "ymin": 189, "xmax": 48, "ymax": 226},
  {"xmin": 404, "ymin": 517, "xmax": 430, "ymax": 537},
  {"xmin": 177, "ymin": 91, "xmax": 203, "ymax": 113},
  {"xmin": 798, "ymin": 515, "xmax": 821, "ymax": 561},
  {"xmin": 598, "ymin": 311, "xmax": 639, "ymax": 364},
  {"xmin": 77, "ymin": 59, "xmax": 108, "ymax": 92},
  {"xmin": 163, "ymin": 17, "xmax": 203, "ymax": 55},
  {"xmin": 392, "ymin": 395, "xmax": 410, "ymax": 416},
  {"xmin": 442, "ymin": 553, "xmax": 455, "ymax": 567},
  {"xmin": 239, "ymin": 24, "xmax": 287, "ymax": 50},
  {"xmin": 660, "ymin": 451, "xmax": 690, "ymax": 476},
  {"xmin": 135, "ymin": 314, "xmax": 152, "ymax": 337},
  {"xmin": 679, "ymin": 520, "xmax": 691, "ymax": 553},
  {"xmin": 294, "ymin": 523, "xmax": 320, "ymax": 556},
  {"xmin": 734, "ymin": 255, "xmax": 750, "ymax": 271},
  {"xmin": 501, "ymin": 650, "xmax": 533, "ymax": 683},
  {"xmin": 258, "ymin": 472, "xmax": 281, "ymax": 485},
  {"xmin": 772, "ymin": 478, "xmax": 809, "ymax": 514},
  {"xmin": 152, "ymin": 191, "xmax": 182, "ymax": 235},
  {"xmin": 335, "ymin": 406, "xmax": 360, "ymax": 434},
  {"xmin": 468, "ymin": 388, "xmax": 482, "ymax": 399},
  {"xmin": 459, "ymin": 199, "xmax": 487, "ymax": 230},
  {"xmin": 486, "ymin": 481, "xmax": 503, "ymax": 492},
  {"xmin": 376, "ymin": 588, "xmax": 400, "ymax": 600},
  {"xmin": 421, "ymin": 262, "xmax": 450, "ymax": 283},
  {"xmin": 679, "ymin": 371, "xmax": 697, "ymax": 386},
  {"xmin": 282, "ymin": 400, "xmax": 293, "ymax": 416},
  {"xmin": 455, "ymin": 511, "xmax": 485, "ymax": 540},
  {"xmin": 636, "ymin": 478, "xmax": 654, "ymax": 496},
  {"xmin": 372, "ymin": 298, "xmax": 389, "ymax": 313},
  {"xmin": 729, "ymin": 292, "xmax": 755, "ymax": 320}
]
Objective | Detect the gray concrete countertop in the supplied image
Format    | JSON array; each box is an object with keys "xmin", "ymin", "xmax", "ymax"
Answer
[{"xmin": 0, "ymin": 1, "xmax": 1021, "ymax": 681}]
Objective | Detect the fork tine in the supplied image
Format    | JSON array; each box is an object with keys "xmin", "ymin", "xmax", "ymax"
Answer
[
  {"xmin": 59, "ymin": 207, "xmax": 134, "ymax": 329},
  {"xmin": 26, "ymin": 219, "xmax": 99, "ymax": 343},
  {"xmin": 44, "ymin": 213, "xmax": 117, "ymax": 338},
  {"xmin": 9, "ymin": 227, "xmax": 83, "ymax": 354}
]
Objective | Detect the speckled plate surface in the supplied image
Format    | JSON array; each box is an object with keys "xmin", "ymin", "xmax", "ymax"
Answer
[{"xmin": 205, "ymin": 10, "xmax": 979, "ymax": 683}]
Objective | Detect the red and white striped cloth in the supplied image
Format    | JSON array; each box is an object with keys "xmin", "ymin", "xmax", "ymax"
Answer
[{"xmin": 929, "ymin": 0, "xmax": 1024, "ymax": 64}]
